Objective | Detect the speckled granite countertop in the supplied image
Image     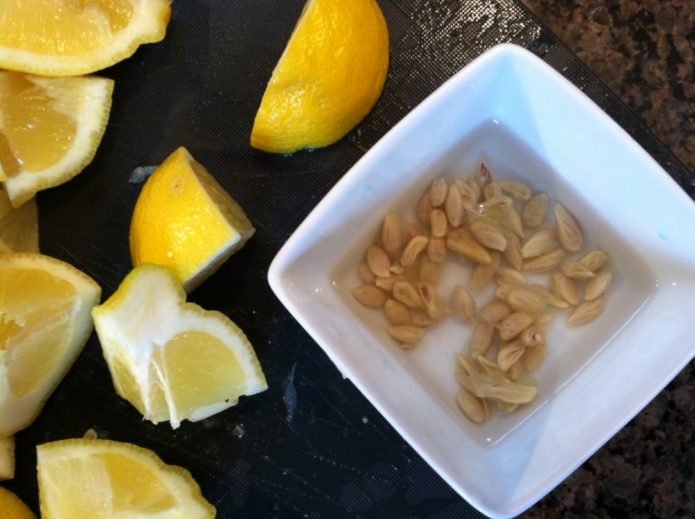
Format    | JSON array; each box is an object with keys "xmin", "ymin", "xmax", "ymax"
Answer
[
  {"xmin": 520, "ymin": 1, "xmax": 694, "ymax": 517},
  {"xmin": 523, "ymin": 0, "xmax": 693, "ymax": 172}
]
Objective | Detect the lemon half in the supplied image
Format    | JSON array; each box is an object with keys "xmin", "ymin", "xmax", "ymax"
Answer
[
  {"xmin": 38, "ymin": 438, "xmax": 214, "ymax": 518},
  {"xmin": 251, "ymin": 0, "xmax": 389, "ymax": 153}
]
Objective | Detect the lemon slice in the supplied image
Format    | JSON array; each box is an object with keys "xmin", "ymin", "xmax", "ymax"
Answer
[
  {"xmin": 0, "ymin": 435, "xmax": 14, "ymax": 480},
  {"xmin": 0, "ymin": 71, "xmax": 114, "ymax": 208},
  {"xmin": 37, "ymin": 438, "xmax": 214, "ymax": 518},
  {"xmin": 0, "ymin": 253, "xmax": 101, "ymax": 436},
  {"xmin": 130, "ymin": 147, "xmax": 255, "ymax": 292},
  {"xmin": 0, "ymin": 0, "xmax": 171, "ymax": 77},
  {"xmin": 0, "ymin": 188, "xmax": 38, "ymax": 252},
  {"xmin": 251, "ymin": 0, "xmax": 389, "ymax": 153},
  {"xmin": 0, "ymin": 486, "xmax": 35, "ymax": 519},
  {"xmin": 92, "ymin": 264, "xmax": 267, "ymax": 429}
]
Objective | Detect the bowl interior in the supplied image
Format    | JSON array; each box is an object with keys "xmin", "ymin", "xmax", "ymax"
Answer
[{"xmin": 331, "ymin": 119, "xmax": 656, "ymax": 445}]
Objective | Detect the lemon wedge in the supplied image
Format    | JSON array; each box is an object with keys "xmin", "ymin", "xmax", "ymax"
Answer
[
  {"xmin": 0, "ymin": 188, "xmax": 38, "ymax": 252},
  {"xmin": 0, "ymin": 253, "xmax": 101, "ymax": 436},
  {"xmin": 0, "ymin": 435, "xmax": 14, "ymax": 480},
  {"xmin": 0, "ymin": 0, "xmax": 171, "ymax": 77},
  {"xmin": 0, "ymin": 71, "xmax": 114, "ymax": 208},
  {"xmin": 92, "ymin": 264, "xmax": 267, "ymax": 429},
  {"xmin": 0, "ymin": 486, "xmax": 35, "ymax": 519},
  {"xmin": 130, "ymin": 147, "xmax": 255, "ymax": 292},
  {"xmin": 251, "ymin": 0, "xmax": 389, "ymax": 153},
  {"xmin": 37, "ymin": 438, "xmax": 214, "ymax": 518}
]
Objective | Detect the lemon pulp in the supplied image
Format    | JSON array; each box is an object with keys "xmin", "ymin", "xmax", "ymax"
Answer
[
  {"xmin": 0, "ymin": 188, "xmax": 38, "ymax": 252},
  {"xmin": 38, "ymin": 438, "xmax": 215, "ymax": 518},
  {"xmin": 0, "ymin": 71, "xmax": 114, "ymax": 207},
  {"xmin": 0, "ymin": 0, "xmax": 172, "ymax": 76},
  {"xmin": 0, "ymin": 253, "xmax": 101, "ymax": 436}
]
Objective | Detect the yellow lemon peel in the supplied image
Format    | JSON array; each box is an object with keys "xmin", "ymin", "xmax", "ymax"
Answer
[{"xmin": 251, "ymin": 0, "xmax": 389, "ymax": 153}]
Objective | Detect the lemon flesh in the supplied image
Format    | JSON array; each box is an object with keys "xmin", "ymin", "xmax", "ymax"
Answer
[
  {"xmin": 0, "ymin": 486, "xmax": 36, "ymax": 519},
  {"xmin": 0, "ymin": 253, "xmax": 101, "ymax": 436},
  {"xmin": 0, "ymin": 71, "xmax": 114, "ymax": 208},
  {"xmin": 38, "ymin": 438, "xmax": 215, "ymax": 519},
  {"xmin": 251, "ymin": 0, "xmax": 389, "ymax": 153},
  {"xmin": 0, "ymin": 0, "xmax": 171, "ymax": 77},
  {"xmin": 0, "ymin": 188, "xmax": 38, "ymax": 252},
  {"xmin": 130, "ymin": 147, "xmax": 255, "ymax": 292},
  {"xmin": 0, "ymin": 435, "xmax": 14, "ymax": 480},
  {"xmin": 92, "ymin": 264, "xmax": 267, "ymax": 429}
]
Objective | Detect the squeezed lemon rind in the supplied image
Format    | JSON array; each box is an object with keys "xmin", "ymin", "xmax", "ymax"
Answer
[{"xmin": 92, "ymin": 265, "xmax": 267, "ymax": 429}]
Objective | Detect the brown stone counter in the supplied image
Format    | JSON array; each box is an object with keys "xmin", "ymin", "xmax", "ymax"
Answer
[
  {"xmin": 520, "ymin": 1, "xmax": 694, "ymax": 516},
  {"xmin": 522, "ymin": 0, "xmax": 693, "ymax": 172}
]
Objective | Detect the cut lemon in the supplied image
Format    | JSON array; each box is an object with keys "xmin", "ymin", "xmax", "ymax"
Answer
[
  {"xmin": 0, "ymin": 435, "xmax": 14, "ymax": 480},
  {"xmin": 92, "ymin": 264, "xmax": 267, "ymax": 429},
  {"xmin": 0, "ymin": 71, "xmax": 114, "ymax": 208},
  {"xmin": 0, "ymin": 188, "xmax": 38, "ymax": 252},
  {"xmin": 130, "ymin": 147, "xmax": 255, "ymax": 292},
  {"xmin": 0, "ymin": 486, "xmax": 35, "ymax": 519},
  {"xmin": 0, "ymin": 253, "xmax": 101, "ymax": 436},
  {"xmin": 251, "ymin": 0, "xmax": 389, "ymax": 153},
  {"xmin": 37, "ymin": 438, "xmax": 214, "ymax": 518},
  {"xmin": 0, "ymin": 0, "xmax": 172, "ymax": 77}
]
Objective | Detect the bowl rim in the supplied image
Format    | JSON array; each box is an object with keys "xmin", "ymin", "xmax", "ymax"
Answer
[{"xmin": 268, "ymin": 43, "xmax": 695, "ymax": 518}]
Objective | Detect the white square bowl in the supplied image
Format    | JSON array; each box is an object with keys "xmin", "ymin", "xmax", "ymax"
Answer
[{"xmin": 267, "ymin": 44, "xmax": 695, "ymax": 518}]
